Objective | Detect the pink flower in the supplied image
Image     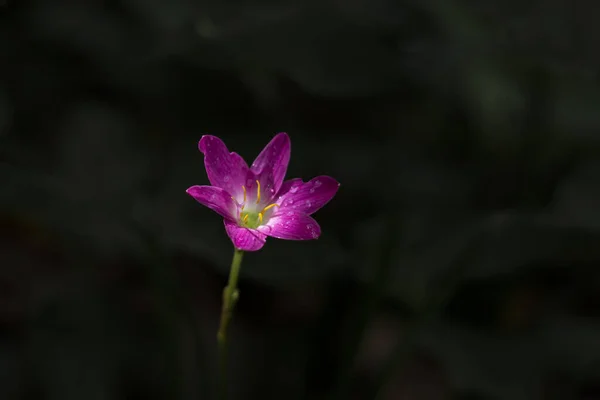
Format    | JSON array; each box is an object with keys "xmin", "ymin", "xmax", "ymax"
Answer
[{"xmin": 186, "ymin": 133, "xmax": 340, "ymax": 251}]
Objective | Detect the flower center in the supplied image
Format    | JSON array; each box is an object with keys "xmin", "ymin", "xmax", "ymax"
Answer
[{"xmin": 237, "ymin": 180, "xmax": 278, "ymax": 229}]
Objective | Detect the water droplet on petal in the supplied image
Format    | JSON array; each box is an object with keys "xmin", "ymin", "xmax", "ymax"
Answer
[
  {"xmin": 289, "ymin": 185, "xmax": 299, "ymax": 194},
  {"xmin": 309, "ymin": 188, "xmax": 315, "ymax": 193},
  {"xmin": 285, "ymin": 199, "xmax": 294, "ymax": 206},
  {"xmin": 314, "ymin": 180, "xmax": 322, "ymax": 188},
  {"xmin": 286, "ymin": 211, "xmax": 294, "ymax": 216},
  {"xmin": 305, "ymin": 200, "xmax": 312, "ymax": 208},
  {"xmin": 223, "ymin": 175, "xmax": 230, "ymax": 182}
]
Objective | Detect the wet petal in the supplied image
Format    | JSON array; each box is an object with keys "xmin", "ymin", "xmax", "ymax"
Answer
[
  {"xmin": 186, "ymin": 186, "xmax": 237, "ymax": 220},
  {"xmin": 250, "ymin": 132, "xmax": 290, "ymax": 199},
  {"xmin": 199, "ymin": 135, "xmax": 250, "ymax": 198},
  {"xmin": 276, "ymin": 176, "xmax": 340, "ymax": 215},
  {"xmin": 224, "ymin": 220, "xmax": 267, "ymax": 251},
  {"xmin": 259, "ymin": 212, "xmax": 321, "ymax": 240},
  {"xmin": 277, "ymin": 178, "xmax": 303, "ymax": 196}
]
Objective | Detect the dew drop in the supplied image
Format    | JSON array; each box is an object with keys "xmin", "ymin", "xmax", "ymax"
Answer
[
  {"xmin": 223, "ymin": 175, "xmax": 230, "ymax": 182},
  {"xmin": 314, "ymin": 180, "xmax": 322, "ymax": 188},
  {"xmin": 289, "ymin": 185, "xmax": 299, "ymax": 194},
  {"xmin": 286, "ymin": 211, "xmax": 294, "ymax": 216},
  {"xmin": 285, "ymin": 199, "xmax": 294, "ymax": 206},
  {"xmin": 305, "ymin": 200, "xmax": 312, "ymax": 208},
  {"xmin": 309, "ymin": 188, "xmax": 315, "ymax": 193},
  {"xmin": 311, "ymin": 230, "xmax": 319, "ymax": 239}
]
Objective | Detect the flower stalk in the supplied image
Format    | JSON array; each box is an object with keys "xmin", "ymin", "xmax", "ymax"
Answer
[{"xmin": 217, "ymin": 247, "xmax": 244, "ymax": 400}]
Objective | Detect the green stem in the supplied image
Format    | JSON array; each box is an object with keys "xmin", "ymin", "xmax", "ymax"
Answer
[{"xmin": 217, "ymin": 247, "xmax": 244, "ymax": 400}]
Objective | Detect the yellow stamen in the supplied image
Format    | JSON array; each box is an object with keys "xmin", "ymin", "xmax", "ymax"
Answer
[
  {"xmin": 255, "ymin": 180, "xmax": 261, "ymax": 204},
  {"xmin": 258, "ymin": 213, "xmax": 263, "ymax": 224},
  {"xmin": 243, "ymin": 214, "xmax": 249, "ymax": 223},
  {"xmin": 242, "ymin": 185, "xmax": 247, "ymax": 204},
  {"xmin": 261, "ymin": 203, "xmax": 278, "ymax": 213}
]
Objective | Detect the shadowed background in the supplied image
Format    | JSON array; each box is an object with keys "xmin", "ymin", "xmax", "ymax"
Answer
[{"xmin": 1, "ymin": 0, "xmax": 599, "ymax": 399}]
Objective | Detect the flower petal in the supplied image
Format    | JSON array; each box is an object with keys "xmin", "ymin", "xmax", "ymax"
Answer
[
  {"xmin": 186, "ymin": 185, "xmax": 237, "ymax": 221},
  {"xmin": 259, "ymin": 212, "xmax": 321, "ymax": 240},
  {"xmin": 198, "ymin": 135, "xmax": 250, "ymax": 198},
  {"xmin": 250, "ymin": 132, "xmax": 291, "ymax": 199},
  {"xmin": 275, "ymin": 176, "xmax": 340, "ymax": 215},
  {"xmin": 277, "ymin": 178, "xmax": 303, "ymax": 196},
  {"xmin": 224, "ymin": 220, "xmax": 267, "ymax": 251}
]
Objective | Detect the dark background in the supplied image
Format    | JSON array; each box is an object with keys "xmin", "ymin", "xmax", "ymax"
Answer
[{"xmin": 1, "ymin": 0, "xmax": 599, "ymax": 399}]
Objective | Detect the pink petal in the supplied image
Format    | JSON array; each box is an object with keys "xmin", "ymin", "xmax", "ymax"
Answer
[
  {"xmin": 259, "ymin": 211, "xmax": 321, "ymax": 240},
  {"xmin": 198, "ymin": 135, "xmax": 251, "ymax": 199},
  {"xmin": 250, "ymin": 132, "xmax": 291, "ymax": 200},
  {"xmin": 275, "ymin": 176, "xmax": 340, "ymax": 215},
  {"xmin": 186, "ymin": 186, "xmax": 237, "ymax": 221},
  {"xmin": 224, "ymin": 220, "xmax": 267, "ymax": 251}
]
